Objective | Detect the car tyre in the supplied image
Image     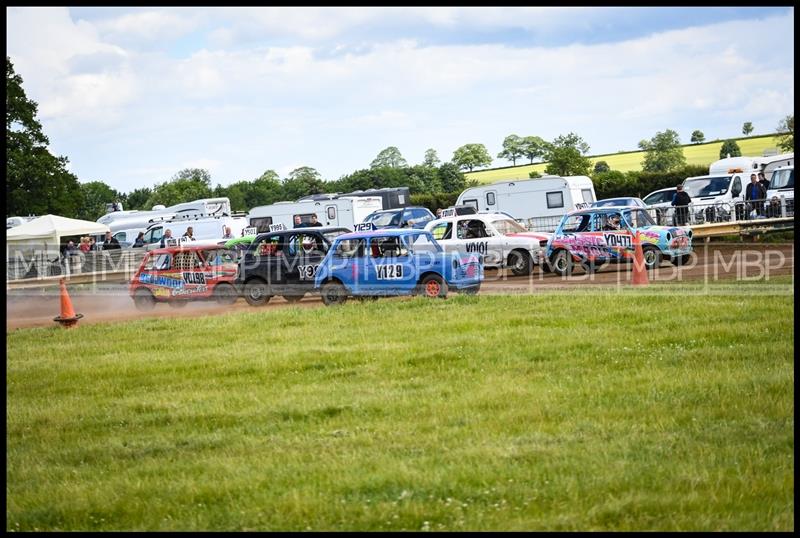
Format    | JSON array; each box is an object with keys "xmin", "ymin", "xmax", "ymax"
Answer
[
  {"xmin": 642, "ymin": 246, "xmax": 662, "ymax": 270},
  {"xmin": 244, "ymin": 279, "xmax": 271, "ymax": 306},
  {"xmin": 321, "ymin": 281, "xmax": 348, "ymax": 306},
  {"xmin": 509, "ymin": 249, "xmax": 532, "ymax": 276},
  {"xmin": 551, "ymin": 249, "xmax": 573, "ymax": 277},
  {"xmin": 419, "ymin": 274, "xmax": 448, "ymax": 298},
  {"xmin": 133, "ymin": 288, "xmax": 156, "ymax": 312},
  {"xmin": 214, "ymin": 282, "xmax": 238, "ymax": 305}
]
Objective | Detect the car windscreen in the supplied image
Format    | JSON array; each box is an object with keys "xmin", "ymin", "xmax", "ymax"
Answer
[
  {"xmin": 491, "ymin": 218, "xmax": 527, "ymax": 235},
  {"xmin": 323, "ymin": 229, "xmax": 349, "ymax": 243},
  {"xmin": 365, "ymin": 211, "xmax": 401, "ymax": 227},
  {"xmin": 682, "ymin": 176, "xmax": 731, "ymax": 198},
  {"xmin": 623, "ymin": 209, "xmax": 656, "ymax": 228},
  {"xmin": 770, "ymin": 169, "xmax": 794, "ymax": 190}
]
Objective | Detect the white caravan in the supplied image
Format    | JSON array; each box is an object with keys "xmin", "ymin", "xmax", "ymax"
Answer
[
  {"xmin": 248, "ymin": 196, "xmax": 382, "ymax": 232},
  {"xmin": 455, "ymin": 175, "xmax": 597, "ymax": 228},
  {"xmin": 681, "ymin": 152, "xmax": 793, "ymax": 222}
]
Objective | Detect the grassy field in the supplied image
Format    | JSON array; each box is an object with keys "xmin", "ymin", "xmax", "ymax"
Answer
[
  {"xmin": 466, "ymin": 134, "xmax": 785, "ymax": 184},
  {"xmin": 6, "ymin": 279, "xmax": 794, "ymax": 531}
]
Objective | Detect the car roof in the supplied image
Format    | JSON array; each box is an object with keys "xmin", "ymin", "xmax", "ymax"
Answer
[
  {"xmin": 255, "ymin": 226, "xmax": 349, "ymax": 237},
  {"xmin": 566, "ymin": 206, "xmax": 642, "ymax": 217},
  {"xmin": 334, "ymin": 228, "xmax": 428, "ymax": 240}
]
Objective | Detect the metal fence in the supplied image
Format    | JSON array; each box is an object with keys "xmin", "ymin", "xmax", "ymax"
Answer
[
  {"xmin": 518, "ymin": 195, "xmax": 794, "ymax": 233},
  {"xmin": 6, "ymin": 248, "xmax": 148, "ymax": 281}
]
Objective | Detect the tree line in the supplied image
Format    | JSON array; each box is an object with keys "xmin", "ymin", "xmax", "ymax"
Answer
[{"xmin": 7, "ymin": 55, "xmax": 795, "ymax": 221}]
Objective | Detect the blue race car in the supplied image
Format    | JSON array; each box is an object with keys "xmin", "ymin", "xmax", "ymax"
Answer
[{"xmin": 314, "ymin": 228, "xmax": 483, "ymax": 305}]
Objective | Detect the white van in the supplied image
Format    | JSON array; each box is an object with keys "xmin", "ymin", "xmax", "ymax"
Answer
[
  {"xmin": 765, "ymin": 165, "xmax": 794, "ymax": 217},
  {"xmin": 681, "ymin": 153, "xmax": 793, "ymax": 222},
  {"xmin": 248, "ymin": 196, "xmax": 382, "ymax": 232},
  {"xmin": 455, "ymin": 175, "xmax": 597, "ymax": 231},
  {"xmin": 141, "ymin": 216, "xmax": 248, "ymax": 250}
]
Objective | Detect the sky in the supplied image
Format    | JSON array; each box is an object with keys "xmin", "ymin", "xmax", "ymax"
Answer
[{"xmin": 6, "ymin": 6, "xmax": 795, "ymax": 195}]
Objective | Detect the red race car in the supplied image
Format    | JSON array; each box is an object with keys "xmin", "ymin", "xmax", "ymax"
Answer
[{"xmin": 129, "ymin": 242, "xmax": 239, "ymax": 311}]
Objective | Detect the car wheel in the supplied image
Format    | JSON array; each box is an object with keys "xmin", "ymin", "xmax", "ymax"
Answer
[
  {"xmin": 283, "ymin": 294, "xmax": 304, "ymax": 303},
  {"xmin": 509, "ymin": 249, "xmax": 532, "ymax": 276},
  {"xmin": 550, "ymin": 249, "xmax": 573, "ymax": 277},
  {"xmin": 642, "ymin": 246, "xmax": 662, "ymax": 270},
  {"xmin": 133, "ymin": 288, "xmax": 156, "ymax": 312},
  {"xmin": 169, "ymin": 300, "xmax": 188, "ymax": 308},
  {"xmin": 214, "ymin": 282, "xmax": 238, "ymax": 305},
  {"xmin": 244, "ymin": 279, "xmax": 271, "ymax": 306},
  {"xmin": 321, "ymin": 281, "xmax": 348, "ymax": 306},
  {"xmin": 419, "ymin": 274, "xmax": 448, "ymax": 298}
]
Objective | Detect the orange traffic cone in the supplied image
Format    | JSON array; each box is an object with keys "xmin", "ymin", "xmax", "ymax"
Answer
[
  {"xmin": 631, "ymin": 231, "xmax": 649, "ymax": 286},
  {"xmin": 54, "ymin": 278, "xmax": 84, "ymax": 328}
]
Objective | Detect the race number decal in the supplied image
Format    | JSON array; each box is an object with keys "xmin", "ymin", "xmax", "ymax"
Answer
[
  {"xmin": 465, "ymin": 241, "xmax": 488, "ymax": 254},
  {"xmin": 354, "ymin": 222, "xmax": 375, "ymax": 231},
  {"xmin": 298, "ymin": 264, "xmax": 319, "ymax": 280},
  {"xmin": 242, "ymin": 226, "xmax": 257, "ymax": 235},
  {"xmin": 375, "ymin": 264, "xmax": 403, "ymax": 280},
  {"xmin": 269, "ymin": 223, "xmax": 287, "ymax": 232},
  {"xmin": 602, "ymin": 233, "xmax": 632, "ymax": 248},
  {"xmin": 575, "ymin": 202, "xmax": 589, "ymax": 209}
]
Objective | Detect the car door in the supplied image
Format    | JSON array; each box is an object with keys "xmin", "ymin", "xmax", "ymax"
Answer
[
  {"xmin": 454, "ymin": 218, "xmax": 497, "ymax": 265},
  {"xmin": 365, "ymin": 235, "xmax": 417, "ymax": 294},
  {"xmin": 283, "ymin": 232, "xmax": 326, "ymax": 295}
]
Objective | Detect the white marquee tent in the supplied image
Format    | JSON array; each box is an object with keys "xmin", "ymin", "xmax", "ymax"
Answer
[{"xmin": 7, "ymin": 214, "xmax": 110, "ymax": 245}]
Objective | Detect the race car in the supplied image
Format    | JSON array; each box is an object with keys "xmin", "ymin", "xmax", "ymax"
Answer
[
  {"xmin": 424, "ymin": 212, "xmax": 551, "ymax": 276},
  {"xmin": 236, "ymin": 226, "xmax": 351, "ymax": 305},
  {"xmin": 546, "ymin": 206, "xmax": 693, "ymax": 276},
  {"xmin": 314, "ymin": 228, "xmax": 483, "ymax": 305},
  {"xmin": 129, "ymin": 242, "xmax": 239, "ymax": 311}
]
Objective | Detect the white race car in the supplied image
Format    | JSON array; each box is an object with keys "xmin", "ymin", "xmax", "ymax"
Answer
[{"xmin": 424, "ymin": 212, "xmax": 550, "ymax": 276}]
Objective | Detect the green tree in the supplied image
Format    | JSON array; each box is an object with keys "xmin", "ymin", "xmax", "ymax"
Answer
[
  {"xmin": 497, "ymin": 134, "xmax": 523, "ymax": 166},
  {"xmin": 77, "ymin": 181, "xmax": 120, "ymax": 221},
  {"xmin": 6, "ymin": 56, "xmax": 82, "ymax": 218},
  {"xmin": 520, "ymin": 136, "xmax": 548, "ymax": 164},
  {"xmin": 691, "ymin": 130, "xmax": 705, "ymax": 144},
  {"xmin": 438, "ymin": 162, "xmax": 466, "ymax": 193},
  {"xmin": 124, "ymin": 187, "xmax": 152, "ymax": 210},
  {"xmin": 248, "ymin": 170, "xmax": 283, "ymax": 208},
  {"xmin": 422, "ymin": 148, "xmax": 440, "ymax": 168},
  {"xmin": 719, "ymin": 139, "xmax": 742, "ymax": 159},
  {"xmin": 370, "ymin": 146, "xmax": 408, "ymax": 169},
  {"xmin": 776, "ymin": 114, "xmax": 793, "ymax": 153},
  {"xmin": 282, "ymin": 166, "xmax": 325, "ymax": 200},
  {"xmin": 145, "ymin": 168, "xmax": 213, "ymax": 208},
  {"xmin": 452, "ymin": 143, "xmax": 492, "ymax": 172},
  {"xmin": 543, "ymin": 133, "xmax": 591, "ymax": 176},
  {"xmin": 638, "ymin": 129, "xmax": 686, "ymax": 172},
  {"xmin": 742, "ymin": 122, "xmax": 753, "ymax": 136},
  {"xmin": 528, "ymin": 170, "xmax": 542, "ymax": 179},
  {"xmin": 593, "ymin": 161, "xmax": 610, "ymax": 173}
]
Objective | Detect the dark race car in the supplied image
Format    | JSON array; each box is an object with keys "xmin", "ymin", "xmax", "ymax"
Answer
[{"xmin": 236, "ymin": 226, "xmax": 350, "ymax": 305}]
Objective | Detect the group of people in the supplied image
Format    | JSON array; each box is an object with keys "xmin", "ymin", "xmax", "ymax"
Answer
[{"xmin": 293, "ymin": 215, "xmax": 323, "ymax": 228}]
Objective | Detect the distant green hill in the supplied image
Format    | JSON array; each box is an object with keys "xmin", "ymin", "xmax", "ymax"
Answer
[{"xmin": 465, "ymin": 134, "xmax": 785, "ymax": 184}]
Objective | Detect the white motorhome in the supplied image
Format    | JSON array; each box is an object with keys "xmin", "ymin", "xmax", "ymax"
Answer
[
  {"xmin": 248, "ymin": 196, "xmax": 382, "ymax": 232},
  {"xmin": 97, "ymin": 197, "xmax": 234, "ymax": 234},
  {"xmin": 455, "ymin": 175, "xmax": 597, "ymax": 230},
  {"xmin": 681, "ymin": 152, "xmax": 793, "ymax": 222},
  {"xmin": 765, "ymin": 165, "xmax": 794, "ymax": 217}
]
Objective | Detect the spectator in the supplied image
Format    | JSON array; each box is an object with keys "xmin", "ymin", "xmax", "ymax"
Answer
[
  {"xmin": 101, "ymin": 231, "xmax": 121, "ymax": 250},
  {"xmin": 308, "ymin": 214, "xmax": 323, "ymax": 227},
  {"xmin": 183, "ymin": 226, "xmax": 196, "ymax": 240},
  {"xmin": 671, "ymin": 184, "xmax": 692, "ymax": 226},
  {"xmin": 293, "ymin": 215, "xmax": 305, "ymax": 228},
  {"xmin": 222, "ymin": 226, "xmax": 233, "ymax": 239},
  {"xmin": 132, "ymin": 231, "xmax": 146, "ymax": 248},
  {"xmin": 78, "ymin": 236, "xmax": 91, "ymax": 253},
  {"xmin": 160, "ymin": 229, "xmax": 173, "ymax": 248},
  {"xmin": 65, "ymin": 240, "xmax": 78, "ymax": 256},
  {"xmin": 435, "ymin": 208, "xmax": 443, "ymax": 218},
  {"xmin": 758, "ymin": 171, "xmax": 770, "ymax": 191},
  {"xmin": 745, "ymin": 174, "xmax": 766, "ymax": 218}
]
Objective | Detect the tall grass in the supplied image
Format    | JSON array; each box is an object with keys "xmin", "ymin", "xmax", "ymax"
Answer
[
  {"xmin": 6, "ymin": 280, "xmax": 794, "ymax": 531},
  {"xmin": 467, "ymin": 135, "xmax": 785, "ymax": 184}
]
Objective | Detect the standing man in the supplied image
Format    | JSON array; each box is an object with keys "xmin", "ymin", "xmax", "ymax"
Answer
[
  {"xmin": 183, "ymin": 226, "xmax": 196, "ymax": 240},
  {"xmin": 308, "ymin": 214, "xmax": 323, "ymax": 227},
  {"xmin": 293, "ymin": 215, "xmax": 305, "ymax": 228},
  {"xmin": 222, "ymin": 226, "xmax": 233, "ymax": 239},
  {"xmin": 745, "ymin": 174, "xmax": 766, "ymax": 218},
  {"xmin": 101, "ymin": 231, "xmax": 121, "ymax": 250},
  {"xmin": 758, "ymin": 171, "xmax": 770, "ymax": 191},
  {"xmin": 671, "ymin": 184, "xmax": 692, "ymax": 226},
  {"xmin": 160, "ymin": 229, "xmax": 173, "ymax": 248}
]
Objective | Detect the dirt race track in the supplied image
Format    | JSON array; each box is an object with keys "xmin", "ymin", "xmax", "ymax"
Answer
[{"xmin": 6, "ymin": 243, "xmax": 794, "ymax": 331}]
